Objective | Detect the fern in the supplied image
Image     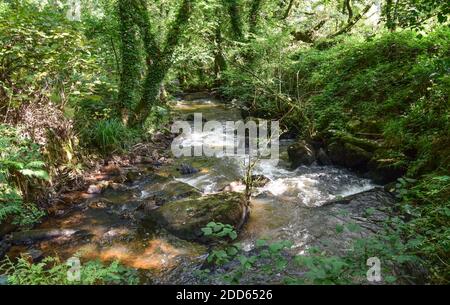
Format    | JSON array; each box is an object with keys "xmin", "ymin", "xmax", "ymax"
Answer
[{"xmin": 0, "ymin": 124, "xmax": 48, "ymax": 227}]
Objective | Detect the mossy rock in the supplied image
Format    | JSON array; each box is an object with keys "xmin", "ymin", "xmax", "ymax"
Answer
[
  {"xmin": 143, "ymin": 192, "xmax": 247, "ymax": 241},
  {"xmin": 367, "ymin": 156, "xmax": 407, "ymax": 184},
  {"xmin": 330, "ymin": 130, "xmax": 381, "ymax": 152},
  {"xmin": 328, "ymin": 141, "xmax": 372, "ymax": 170},
  {"xmin": 347, "ymin": 119, "xmax": 382, "ymax": 134}
]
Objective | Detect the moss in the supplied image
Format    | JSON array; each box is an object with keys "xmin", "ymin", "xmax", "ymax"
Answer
[{"xmin": 330, "ymin": 130, "xmax": 381, "ymax": 152}]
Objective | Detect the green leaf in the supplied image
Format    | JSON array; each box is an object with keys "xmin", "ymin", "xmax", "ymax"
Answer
[
  {"xmin": 201, "ymin": 227, "xmax": 212, "ymax": 236},
  {"xmin": 256, "ymin": 239, "xmax": 267, "ymax": 247},
  {"xmin": 226, "ymin": 246, "xmax": 238, "ymax": 256},
  {"xmin": 206, "ymin": 222, "xmax": 217, "ymax": 227},
  {"xmin": 229, "ymin": 231, "xmax": 237, "ymax": 240},
  {"xmin": 26, "ymin": 161, "xmax": 45, "ymax": 168},
  {"xmin": 19, "ymin": 169, "xmax": 49, "ymax": 180}
]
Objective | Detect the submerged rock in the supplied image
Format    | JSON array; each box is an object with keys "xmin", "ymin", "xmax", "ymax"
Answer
[
  {"xmin": 142, "ymin": 192, "xmax": 247, "ymax": 241},
  {"xmin": 185, "ymin": 113, "xmax": 208, "ymax": 122},
  {"xmin": 10, "ymin": 229, "xmax": 92, "ymax": 245},
  {"xmin": 141, "ymin": 179, "xmax": 202, "ymax": 204}
]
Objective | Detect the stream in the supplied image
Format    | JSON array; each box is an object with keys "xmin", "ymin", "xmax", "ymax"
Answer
[{"xmin": 6, "ymin": 96, "xmax": 382, "ymax": 284}]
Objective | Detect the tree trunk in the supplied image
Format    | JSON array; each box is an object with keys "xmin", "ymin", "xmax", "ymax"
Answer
[
  {"xmin": 214, "ymin": 24, "xmax": 227, "ymax": 86},
  {"xmin": 117, "ymin": 0, "xmax": 194, "ymax": 127},
  {"xmin": 249, "ymin": 0, "xmax": 263, "ymax": 34},
  {"xmin": 384, "ymin": 0, "xmax": 396, "ymax": 31},
  {"xmin": 226, "ymin": 0, "xmax": 244, "ymax": 40},
  {"xmin": 117, "ymin": 0, "xmax": 141, "ymax": 123},
  {"xmin": 130, "ymin": 63, "xmax": 166, "ymax": 127},
  {"xmin": 283, "ymin": 0, "xmax": 296, "ymax": 20}
]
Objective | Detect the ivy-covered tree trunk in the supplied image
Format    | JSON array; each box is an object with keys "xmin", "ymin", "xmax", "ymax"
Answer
[
  {"xmin": 249, "ymin": 0, "xmax": 263, "ymax": 34},
  {"xmin": 225, "ymin": 0, "xmax": 244, "ymax": 40},
  {"xmin": 117, "ymin": 0, "xmax": 141, "ymax": 122},
  {"xmin": 128, "ymin": 0, "xmax": 194, "ymax": 127},
  {"xmin": 383, "ymin": 0, "xmax": 397, "ymax": 31},
  {"xmin": 131, "ymin": 63, "xmax": 167, "ymax": 125}
]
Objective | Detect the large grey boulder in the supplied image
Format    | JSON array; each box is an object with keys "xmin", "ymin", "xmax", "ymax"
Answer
[
  {"xmin": 304, "ymin": 187, "xmax": 395, "ymax": 255},
  {"xmin": 142, "ymin": 192, "xmax": 247, "ymax": 241}
]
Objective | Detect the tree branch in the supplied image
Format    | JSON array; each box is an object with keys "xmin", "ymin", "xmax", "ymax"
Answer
[
  {"xmin": 135, "ymin": 0, "xmax": 161, "ymax": 61},
  {"xmin": 344, "ymin": 0, "xmax": 353, "ymax": 23},
  {"xmin": 163, "ymin": 0, "xmax": 194, "ymax": 60},
  {"xmin": 282, "ymin": 0, "xmax": 296, "ymax": 20},
  {"xmin": 329, "ymin": 2, "xmax": 373, "ymax": 38},
  {"xmin": 291, "ymin": 19, "xmax": 327, "ymax": 43}
]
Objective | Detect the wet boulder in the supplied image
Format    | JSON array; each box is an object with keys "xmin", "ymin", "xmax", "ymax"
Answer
[
  {"xmin": 86, "ymin": 184, "xmax": 103, "ymax": 194},
  {"xmin": 317, "ymin": 148, "xmax": 332, "ymax": 166},
  {"xmin": 325, "ymin": 131, "xmax": 381, "ymax": 171},
  {"xmin": 133, "ymin": 176, "xmax": 204, "ymax": 220},
  {"xmin": 137, "ymin": 178, "xmax": 202, "ymax": 212},
  {"xmin": 143, "ymin": 192, "xmax": 247, "ymax": 241},
  {"xmin": 177, "ymin": 163, "xmax": 199, "ymax": 175},
  {"xmin": 327, "ymin": 142, "xmax": 372, "ymax": 170},
  {"xmin": 0, "ymin": 239, "xmax": 11, "ymax": 259},
  {"xmin": 27, "ymin": 248, "xmax": 44, "ymax": 262},
  {"xmin": 367, "ymin": 157, "xmax": 406, "ymax": 184},
  {"xmin": 288, "ymin": 140, "xmax": 316, "ymax": 168}
]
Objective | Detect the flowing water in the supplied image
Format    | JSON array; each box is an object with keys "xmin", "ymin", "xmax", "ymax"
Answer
[{"xmin": 7, "ymin": 97, "xmax": 378, "ymax": 283}]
